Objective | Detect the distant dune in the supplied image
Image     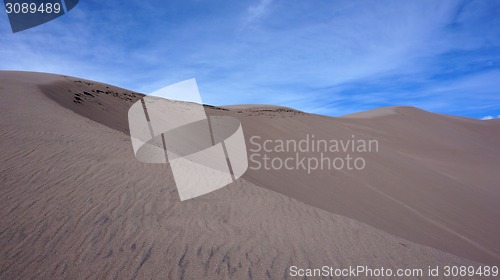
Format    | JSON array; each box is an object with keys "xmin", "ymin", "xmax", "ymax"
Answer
[{"xmin": 1, "ymin": 71, "xmax": 499, "ymax": 279}]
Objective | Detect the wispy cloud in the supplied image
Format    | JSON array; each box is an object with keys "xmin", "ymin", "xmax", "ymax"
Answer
[{"xmin": 244, "ymin": 0, "xmax": 274, "ymax": 25}]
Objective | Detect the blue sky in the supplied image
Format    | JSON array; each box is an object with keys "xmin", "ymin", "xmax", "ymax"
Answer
[{"xmin": 1, "ymin": 0, "xmax": 499, "ymax": 118}]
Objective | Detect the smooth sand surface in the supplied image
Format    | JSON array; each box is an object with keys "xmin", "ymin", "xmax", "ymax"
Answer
[
  {"xmin": 236, "ymin": 105, "xmax": 500, "ymax": 266},
  {"xmin": 1, "ymin": 71, "xmax": 498, "ymax": 279},
  {"xmin": 341, "ymin": 106, "xmax": 398, "ymax": 118}
]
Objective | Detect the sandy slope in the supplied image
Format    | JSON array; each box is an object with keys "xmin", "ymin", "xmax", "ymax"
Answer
[
  {"xmin": 0, "ymin": 71, "xmax": 497, "ymax": 279},
  {"xmin": 235, "ymin": 105, "xmax": 500, "ymax": 265}
]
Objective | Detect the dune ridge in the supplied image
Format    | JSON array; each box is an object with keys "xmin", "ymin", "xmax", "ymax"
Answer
[{"xmin": 1, "ymin": 71, "xmax": 499, "ymax": 279}]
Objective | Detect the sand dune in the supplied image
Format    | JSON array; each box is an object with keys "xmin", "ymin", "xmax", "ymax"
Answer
[
  {"xmin": 1, "ymin": 71, "xmax": 498, "ymax": 279},
  {"xmin": 236, "ymin": 105, "xmax": 500, "ymax": 265}
]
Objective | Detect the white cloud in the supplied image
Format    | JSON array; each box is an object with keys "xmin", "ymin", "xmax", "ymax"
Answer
[
  {"xmin": 244, "ymin": 0, "xmax": 273, "ymax": 24},
  {"xmin": 481, "ymin": 115, "xmax": 500, "ymax": 120}
]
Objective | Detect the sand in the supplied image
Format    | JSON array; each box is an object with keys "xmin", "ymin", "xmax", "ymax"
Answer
[{"xmin": 1, "ymin": 71, "xmax": 498, "ymax": 279}]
